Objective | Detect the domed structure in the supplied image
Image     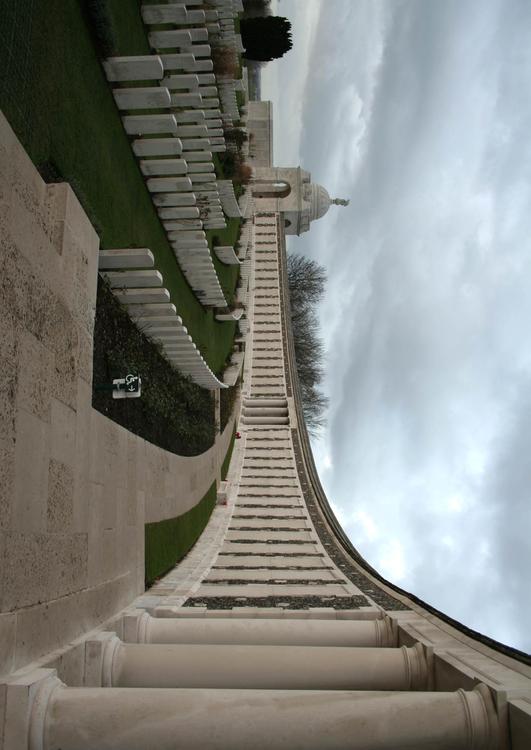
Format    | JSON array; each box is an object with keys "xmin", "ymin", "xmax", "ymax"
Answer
[
  {"xmin": 309, "ymin": 183, "xmax": 332, "ymax": 221},
  {"xmin": 251, "ymin": 162, "xmax": 349, "ymax": 236}
]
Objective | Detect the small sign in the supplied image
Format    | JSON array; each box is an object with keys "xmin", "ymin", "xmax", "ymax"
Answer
[{"xmin": 112, "ymin": 374, "xmax": 142, "ymax": 399}]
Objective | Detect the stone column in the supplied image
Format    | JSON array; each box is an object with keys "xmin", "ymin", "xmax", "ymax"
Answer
[
  {"xmin": 125, "ymin": 612, "xmax": 396, "ymax": 648},
  {"xmin": 92, "ymin": 637, "xmax": 429, "ymax": 690},
  {"xmin": 39, "ymin": 680, "xmax": 500, "ymax": 750}
]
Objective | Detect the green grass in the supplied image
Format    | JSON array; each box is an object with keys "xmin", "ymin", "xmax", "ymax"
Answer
[
  {"xmin": 145, "ymin": 482, "xmax": 217, "ymax": 586},
  {"xmin": 221, "ymin": 427, "xmax": 237, "ymax": 481},
  {"xmin": 0, "ymin": 0, "xmax": 235, "ymax": 374},
  {"xmin": 104, "ymin": 0, "xmax": 151, "ymax": 55}
]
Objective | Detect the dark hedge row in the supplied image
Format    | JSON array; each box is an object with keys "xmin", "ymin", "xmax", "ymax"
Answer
[{"xmin": 92, "ymin": 277, "xmax": 215, "ymax": 456}]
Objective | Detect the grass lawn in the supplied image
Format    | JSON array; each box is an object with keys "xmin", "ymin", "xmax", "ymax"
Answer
[
  {"xmin": 145, "ymin": 481, "xmax": 217, "ymax": 586},
  {"xmin": 0, "ymin": 0, "xmax": 236, "ymax": 374}
]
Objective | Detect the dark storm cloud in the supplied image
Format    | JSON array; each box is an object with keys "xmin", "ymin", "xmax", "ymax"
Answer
[{"xmin": 265, "ymin": 0, "xmax": 531, "ymax": 651}]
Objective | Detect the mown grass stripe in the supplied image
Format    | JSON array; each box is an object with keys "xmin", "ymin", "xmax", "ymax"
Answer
[{"xmin": 145, "ymin": 481, "xmax": 217, "ymax": 586}]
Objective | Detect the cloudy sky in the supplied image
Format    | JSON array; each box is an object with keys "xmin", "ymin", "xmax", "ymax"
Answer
[{"xmin": 262, "ymin": 0, "xmax": 531, "ymax": 652}]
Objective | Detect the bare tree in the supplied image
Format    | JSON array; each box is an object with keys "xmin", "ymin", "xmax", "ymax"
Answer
[{"xmin": 287, "ymin": 254, "xmax": 329, "ymax": 435}]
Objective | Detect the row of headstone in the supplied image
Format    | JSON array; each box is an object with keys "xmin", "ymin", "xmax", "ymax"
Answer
[
  {"xmin": 141, "ymin": 2, "xmax": 244, "ymax": 123},
  {"xmin": 217, "ymin": 179, "xmax": 243, "ymax": 218},
  {"xmin": 236, "ymin": 256, "xmax": 251, "ymax": 309},
  {"xmin": 238, "ymin": 189, "xmax": 254, "ymax": 221},
  {"xmin": 214, "ymin": 245, "xmax": 241, "ymax": 264},
  {"xmin": 217, "ymin": 81, "xmax": 241, "ymax": 123},
  {"xmin": 231, "ymin": 212, "xmax": 260, "ymax": 348},
  {"xmin": 100, "ymin": 2, "xmax": 247, "ymax": 387},
  {"xmin": 216, "ymin": 307, "xmax": 244, "ymax": 322},
  {"xmin": 206, "ymin": 0, "xmax": 244, "ymax": 53},
  {"xmin": 104, "ymin": 54, "xmax": 228, "ymax": 232},
  {"xmin": 220, "ymin": 349, "xmax": 245, "ymax": 385},
  {"xmin": 98, "ymin": 249, "xmax": 227, "ymax": 389},
  {"xmin": 236, "ymin": 220, "xmax": 252, "ymax": 260},
  {"xmin": 103, "ymin": 44, "xmax": 231, "ymax": 301},
  {"xmin": 173, "ymin": 230, "xmax": 229, "ymax": 307}
]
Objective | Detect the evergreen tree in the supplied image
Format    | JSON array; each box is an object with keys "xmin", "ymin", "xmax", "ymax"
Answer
[{"xmin": 240, "ymin": 16, "xmax": 293, "ymax": 62}]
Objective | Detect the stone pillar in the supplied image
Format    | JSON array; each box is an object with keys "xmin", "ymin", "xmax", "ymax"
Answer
[
  {"xmin": 23, "ymin": 674, "xmax": 500, "ymax": 750},
  {"xmin": 91, "ymin": 637, "xmax": 429, "ymax": 691},
  {"xmin": 125, "ymin": 612, "xmax": 396, "ymax": 648}
]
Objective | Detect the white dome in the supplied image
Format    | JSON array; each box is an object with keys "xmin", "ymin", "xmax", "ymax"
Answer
[{"xmin": 309, "ymin": 183, "xmax": 331, "ymax": 221}]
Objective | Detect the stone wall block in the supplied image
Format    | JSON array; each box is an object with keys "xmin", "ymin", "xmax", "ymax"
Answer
[
  {"xmin": 50, "ymin": 399, "xmax": 77, "ymax": 470},
  {"xmin": 102, "ymin": 416, "xmax": 119, "ymax": 460},
  {"xmin": 13, "ymin": 575, "xmax": 133, "ymax": 671},
  {"xmin": 44, "ymin": 301, "xmax": 79, "ymax": 410},
  {"xmin": 126, "ymin": 487, "xmax": 138, "ymax": 528},
  {"xmin": 113, "ymin": 426, "xmax": 129, "ymax": 492},
  {"xmin": 2, "ymin": 530, "xmax": 88, "ymax": 611},
  {"xmin": 87, "ymin": 482, "xmax": 115, "ymax": 588},
  {"xmin": 118, "ymin": 509, "xmax": 138, "ymax": 578},
  {"xmin": 0, "ymin": 316, "xmax": 17, "ymax": 531},
  {"xmin": 8, "ymin": 191, "xmax": 62, "ymax": 290},
  {"xmin": 89, "ymin": 411, "xmax": 114, "ymax": 487},
  {"xmin": 26, "ymin": 280, "xmax": 62, "ymax": 349},
  {"xmin": 125, "ymin": 435, "xmax": 139, "ymax": 526},
  {"xmin": 46, "ymin": 641, "xmax": 86, "ymax": 687},
  {"xmin": 101, "ymin": 480, "xmax": 117, "ymax": 536},
  {"xmin": 0, "ymin": 440, "xmax": 14, "ymax": 533},
  {"xmin": 57, "ymin": 221, "xmax": 94, "ymax": 334},
  {"xmin": 0, "ymin": 612, "xmax": 16, "ymax": 676},
  {"xmin": 136, "ymin": 436, "xmax": 148, "ymax": 494},
  {"xmin": 13, "ymin": 409, "xmax": 50, "ymax": 533},
  {"xmin": 116, "ymin": 486, "xmax": 131, "ymax": 573},
  {"xmin": 72, "ymin": 475, "xmax": 90, "ymax": 536},
  {"xmin": 47, "ymin": 183, "xmax": 99, "ymax": 265},
  {"xmin": 101, "ymin": 529, "xmax": 118, "ymax": 583},
  {"xmin": 147, "ymin": 445, "xmax": 166, "ymax": 500},
  {"xmin": 16, "ymin": 330, "xmax": 53, "ymax": 423},
  {"xmin": 1, "ymin": 240, "xmax": 44, "ymax": 341},
  {"xmin": 72, "ymin": 380, "xmax": 91, "ymax": 531},
  {"xmin": 47, "ymin": 459, "xmax": 74, "ymax": 533},
  {"xmin": 77, "ymin": 327, "xmax": 94, "ymax": 388}
]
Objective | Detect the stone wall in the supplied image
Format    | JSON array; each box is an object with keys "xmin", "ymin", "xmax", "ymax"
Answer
[
  {"xmin": 0, "ymin": 112, "xmax": 233, "ymax": 676},
  {"xmin": 247, "ymin": 100, "xmax": 273, "ymax": 167}
]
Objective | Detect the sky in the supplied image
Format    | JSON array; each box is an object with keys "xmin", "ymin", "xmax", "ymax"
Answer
[{"xmin": 262, "ymin": 0, "xmax": 531, "ymax": 653}]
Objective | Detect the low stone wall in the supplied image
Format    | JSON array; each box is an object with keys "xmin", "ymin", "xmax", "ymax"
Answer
[{"xmin": 0, "ymin": 112, "xmax": 232, "ymax": 676}]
